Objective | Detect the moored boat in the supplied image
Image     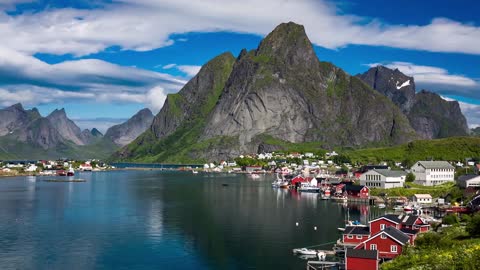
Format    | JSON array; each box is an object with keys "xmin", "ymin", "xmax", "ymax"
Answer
[
  {"xmin": 292, "ymin": 248, "xmax": 317, "ymax": 255},
  {"xmin": 67, "ymin": 167, "xmax": 75, "ymax": 176}
]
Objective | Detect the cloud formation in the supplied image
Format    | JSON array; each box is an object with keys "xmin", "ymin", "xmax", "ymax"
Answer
[{"xmin": 1, "ymin": 0, "xmax": 479, "ymax": 56}]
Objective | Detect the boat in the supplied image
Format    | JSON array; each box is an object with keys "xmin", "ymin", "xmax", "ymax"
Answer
[
  {"xmin": 321, "ymin": 189, "xmax": 331, "ymax": 200},
  {"xmin": 378, "ymin": 203, "xmax": 386, "ymax": 208},
  {"xmin": 67, "ymin": 167, "xmax": 75, "ymax": 176},
  {"xmin": 292, "ymin": 248, "xmax": 317, "ymax": 255},
  {"xmin": 272, "ymin": 174, "xmax": 289, "ymax": 188},
  {"xmin": 192, "ymin": 170, "xmax": 199, "ymax": 174},
  {"xmin": 249, "ymin": 174, "xmax": 260, "ymax": 179},
  {"xmin": 57, "ymin": 170, "xmax": 67, "ymax": 176},
  {"xmin": 298, "ymin": 183, "xmax": 320, "ymax": 193}
]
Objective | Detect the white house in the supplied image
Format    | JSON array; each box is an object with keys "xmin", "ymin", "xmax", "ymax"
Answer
[
  {"xmin": 411, "ymin": 161, "xmax": 455, "ymax": 186},
  {"xmin": 359, "ymin": 169, "xmax": 407, "ymax": 189},
  {"xmin": 457, "ymin": 175, "xmax": 480, "ymax": 188},
  {"xmin": 412, "ymin": 194, "xmax": 433, "ymax": 204},
  {"xmin": 25, "ymin": 164, "xmax": 38, "ymax": 172}
]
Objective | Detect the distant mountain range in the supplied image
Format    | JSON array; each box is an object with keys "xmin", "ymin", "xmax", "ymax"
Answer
[
  {"xmin": 114, "ymin": 22, "xmax": 470, "ymax": 163},
  {"xmin": 0, "ymin": 104, "xmax": 153, "ymax": 160}
]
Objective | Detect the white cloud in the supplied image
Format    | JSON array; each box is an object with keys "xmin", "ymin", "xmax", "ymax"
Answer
[
  {"xmin": 0, "ymin": 0, "xmax": 479, "ymax": 56},
  {"xmin": 176, "ymin": 65, "xmax": 201, "ymax": 77},
  {"xmin": 456, "ymin": 102, "xmax": 480, "ymax": 129},
  {"xmin": 145, "ymin": 86, "xmax": 167, "ymax": 113},
  {"xmin": 162, "ymin": 64, "xmax": 177, "ymax": 69}
]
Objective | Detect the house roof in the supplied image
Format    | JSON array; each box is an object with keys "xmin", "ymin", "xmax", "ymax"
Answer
[
  {"xmin": 400, "ymin": 228, "xmax": 419, "ymax": 235},
  {"xmin": 416, "ymin": 161, "xmax": 454, "ymax": 169},
  {"xmin": 459, "ymin": 174, "xmax": 480, "ymax": 182},
  {"xmin": 346, "ymin": 248, "xmax": 378, "ymax": 259},
  {"xmin": 370, "ymin": 214, "xmax": 421, "ymax": 226},
  {"xmin": 383, "ymin": 226, "xmax": 410, "ymax": 244},
  {"xmin": 373, "ymin": 169, "xmax": 407, "ymax": 177},
  {"xmin": 344, "ymin": 226, "xmax": 370, "ymax": 235}
]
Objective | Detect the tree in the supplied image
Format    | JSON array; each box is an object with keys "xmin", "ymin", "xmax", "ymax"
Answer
[
  {"xmin": 406, "ymin": 172, "xmax": 416, "ymax": 183},
  {"xmin": 442, "ymin": 214, "xmax": 459, "ymax": 225},
  {"xmin": 466, "ymin": 213, "xmax": 480, "ymax": 237}
]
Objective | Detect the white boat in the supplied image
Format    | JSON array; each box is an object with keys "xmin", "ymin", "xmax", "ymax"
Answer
[
  {"xmin": 249, "ymin": 174, "xmax": 260, "ymax": 179},
  {"xmin": 192, "ymin": 170, "xmax": 198, "ymax": 174},
  {"xmin": 292, "ymin": 248, "xmax": 317, "ymax": 255},
  {"xmin": 298, "ymin": 183, "xmax": 320, "ymax": 193},
  {"xmin": 378, "ymin": 203, "xmax": 386, "ymax": 208},
  {"xmin": 272, "ymin": 174, "xmax": 289, "ymax": 188}
]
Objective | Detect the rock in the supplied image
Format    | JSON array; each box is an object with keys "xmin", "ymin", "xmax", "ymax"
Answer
[{"xmin": 104, "ymin": 108, "xmax": 154, "ymax": 146}]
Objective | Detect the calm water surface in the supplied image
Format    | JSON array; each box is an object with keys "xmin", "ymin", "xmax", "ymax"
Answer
[{"xmin": 0, "ymin": 171, "xmax": 382, "ymax": 270}]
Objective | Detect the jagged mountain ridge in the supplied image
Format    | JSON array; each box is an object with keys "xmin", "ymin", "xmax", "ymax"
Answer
[
  {"xmin": 0, "ymin": 104, "xmax": 152, "ymax": 159},
  {"xmin": 104, "ymin": 108, "xmax": 154, "ymax": 146},
  {"xmin": 116, "ymin": 22, "xmax": 419, "ymax": 162},
  {"xmin": 357, "ymin": 66, "xmax": 469, "ymax": 139}
]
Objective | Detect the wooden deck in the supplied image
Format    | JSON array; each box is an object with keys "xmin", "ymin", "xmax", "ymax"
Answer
[{"xmin": 306, "ymin": 260, "xmax": 344, "ymax": 270}]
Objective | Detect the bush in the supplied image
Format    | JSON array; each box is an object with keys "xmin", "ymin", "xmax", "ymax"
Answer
[
  {"xmin": 466, "ymin": 213, "xmax": 480, "ymax": 237},
  {"xmin": 443, "ymin": 214, "xmax": 459, "ymax": 225},
  {"xmin": 406, "ymin": 172, "xmax": 415, "ymax": 183}
]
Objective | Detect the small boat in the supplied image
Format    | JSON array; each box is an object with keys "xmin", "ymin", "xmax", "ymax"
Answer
[
  {"xmin": 298, "ymin": 184, "xmax": 320, "ymax": 193},
  {"xmin": 192, "ymin": 170, "xmax": 199, "ymax": 174},
  {"xmin": 57, "ymin": 170, "xmax": 67, "ymax": 176},
  {"xmin": 292, "ymin": 248, "xmax": 317, "ymax": 255},
  {"xmin": 249, "ymin": 174, "xmax": 260, "ymax": 179},
  {"xmin": 272, "ymin": 173, "xmax": 289, "ymax": 188},
  {"xmin": 67, "ymin": 167, "xmax": 75, "ymax": 176},
  {"xmin": 404, "ymin": 206, "xmax": 414, "ymax": 212},
  {"xmin": 378, "ymin": 203, "xmax": 386, "ymax": 208}
]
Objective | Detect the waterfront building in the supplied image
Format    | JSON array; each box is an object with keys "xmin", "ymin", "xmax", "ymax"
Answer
[
  {"xmin": 345, "ymin": 249, "xmax": 378, "ymax": 270},
  {"xmin": 457, "ymin": 175, "xmax": 480, "ymax": 188},
  {"xmin": 410, "ymin": 161, "xmax": 455, "ymax": 186},
  {"xmin": 411, "ymin": 194, "xmax": 433, "ymax": 205},
  {"xmin": 359, "ymin": 169, "xmax": 406, "ymax": 189},
  {"xmin": 354, "ymin": 226, "xmax": 410, "ymax": 259}
]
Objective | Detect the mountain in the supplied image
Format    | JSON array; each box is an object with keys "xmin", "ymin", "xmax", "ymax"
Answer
[
  {"xmin": 0, "ymin": 104, "xmax": 118, "ymax": 160},
  {"xmin": 115, "ymin": 22, "xmax": 417, "ymax": 163},
  {"xmin": 358, "ymin": 66, "xmax": 469, "ymax": 139},
  {"xmin": 472, "ymin": 127, "xmax": 480, "ymax": 136},
  {"xmin": 104, "ymin": 108, "xmax": 154, "ymax": 146},
  {"xmin": 0, "ymin": 103, "xmax": 41, "ymax": 136}
]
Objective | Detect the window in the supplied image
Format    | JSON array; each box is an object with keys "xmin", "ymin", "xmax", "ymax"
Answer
[
  {"xmin": 380, "ymin": 224, "xmax": 385, "ymax": 230},
  {"xmin": 356, "ymin": 235, "xmax": 362, "ymax": 239},
  {"xmin": 391, "ymin": 245, "xmax": 397, "ymax": 253},
  {"xmin": 370, "ymin": 244, "xmax": 377, "ymax": 250},
  {"xmin": 381, "ymin": 234, "xmax": 387, "ymax": 239},
  {"xmin": 347, "ymin": 235, "xmax": 353, "ymax": 239}
]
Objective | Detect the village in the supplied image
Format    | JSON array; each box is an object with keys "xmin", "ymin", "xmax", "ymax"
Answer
[{"xmin": 0, "ymin": 159, "xmax": 113, "ymax": 177}]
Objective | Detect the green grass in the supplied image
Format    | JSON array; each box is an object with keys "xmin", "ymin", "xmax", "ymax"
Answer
[
  {"xmin": 345, "ymin": 136, "xmax": 480, "ymax": 163},
  {"xmin": 369, "ymin": 182, "xmax": 458, "ymax": 198}
]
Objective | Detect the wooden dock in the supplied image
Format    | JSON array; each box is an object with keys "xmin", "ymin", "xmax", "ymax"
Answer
[{"xmin": 306, "ymin": 260, "xmax": 344, "ymax": 270}]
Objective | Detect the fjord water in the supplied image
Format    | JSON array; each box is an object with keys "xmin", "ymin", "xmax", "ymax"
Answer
[{"xmin": 0, "ymin": 171, "xmax": 379, "ymax": 270}]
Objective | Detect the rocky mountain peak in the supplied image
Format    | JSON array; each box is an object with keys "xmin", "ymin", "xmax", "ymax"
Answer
[
  {"xmin": 357, "ymin": 65, "xmax": 416, "ymax": 113},
  {"xmin": 256, "ymin": 22, "xmax": 317, "ymax": 68},
  {"xmin": 8, "ymin": 103, "xmax": 24, "ymax": 111},
  {"xmin": 91, "ymin": 128, "xmax": 103, "ymax": 137},
  {"xmin": 105, "ymin": 108, "xmax": 155, "ymax": 146}
]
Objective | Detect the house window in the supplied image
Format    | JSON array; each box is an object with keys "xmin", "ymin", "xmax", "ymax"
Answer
[
  {"xmin": 370, "ymin": 244, "xmax": 377, "ymax": 250},
  {"xmin": 356, "ymin": 235, "xmax": 362, "ymax": 239},
  {"xmin": 380, "ymin": 224, "xmax": 385, "ymax": 230},
  {"xmin": 381, "ymin": 234, "xmax": 387, "ymax": 239},
  {"xmin": 347, "ymin": 235, "xmax": 353, "ymax": 239},
  {"xmin": 391, "ymin": 245, "xmax": 397, "ymax": 253}
]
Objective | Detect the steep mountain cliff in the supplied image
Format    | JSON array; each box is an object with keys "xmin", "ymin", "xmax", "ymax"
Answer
[
  {"xmin": 358, "ymin": 66, "xmax": 469, "ymax": 139},
  {"xmin": 104, "ymin": 108, "xmax": 154, "ymax": 146},
  {"xmin": 0, "ymin": 103, "xmax": 41, "ymax": 136},
  {"xmin": 116, "ymin": 22, "xmax": 417, "ymax": 162},
  {"xmin": 46, "ymin": 108, "xmax": 90, "ymax": 145}
]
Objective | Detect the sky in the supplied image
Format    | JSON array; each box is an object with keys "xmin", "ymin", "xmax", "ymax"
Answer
[{"xmin": 0, "ymin": 0, "xmax": 479, "ymax": 132}]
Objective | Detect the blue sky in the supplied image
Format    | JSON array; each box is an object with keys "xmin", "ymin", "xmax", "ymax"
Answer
[{"xmin": 0, "ymin": 0, "xmax": 479, "ymax": 132}]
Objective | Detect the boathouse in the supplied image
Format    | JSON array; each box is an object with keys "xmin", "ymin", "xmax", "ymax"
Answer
[
  {"xmin": 343, "ymin": 185, "xmax": 369, "ymax": 199},
  {"xmin": 345, "ymin": 248, "xmax": 379, "ymax": 270},
  {"xmin": 354, "ymin": 226, "xmax": 410, "ymax": 259}
]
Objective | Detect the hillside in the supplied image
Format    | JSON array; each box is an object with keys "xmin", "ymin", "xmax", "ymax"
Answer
[{"xmin": 345, "ymin": 136, "xmax": 480, "ymax": 163}]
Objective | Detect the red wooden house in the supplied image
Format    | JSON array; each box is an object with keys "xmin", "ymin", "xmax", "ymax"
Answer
[
  {"xmin": 342, "ymin": 226, "xmax": 370, "ymax": 247},
  {"xmin": 355, "ymin": 226, "xmax": 410, "ymax": 259},
  {"xmin": 369, "ymin": 214, "xmax": 430, "ymax": 236},
  {"xmin": 345, "ymin": 248, "xmax": 379, "ymax": 270},
  {"xmin": 343, "ymin": 185, "xmax": 370, "ymax": 199}
]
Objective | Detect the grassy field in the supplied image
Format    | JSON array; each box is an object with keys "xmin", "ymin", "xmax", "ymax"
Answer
[{"xmin": 369, "ymin": 182, "xmax": 461, "ymax": 199}]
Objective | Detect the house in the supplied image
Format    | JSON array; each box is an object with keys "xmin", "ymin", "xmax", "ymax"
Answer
[
  {"xmin": 411, "ymin": 161, "xmax": 455, "ymax": 186},
  {"xmin": 342, "ymin": 226, "xmax": 370, "ymax": 247},
  {"xmin": 359, "ymin": 169, "xmax": 406, "ymax": 189},
  {"xmin": 79, "ymin": 163, "xmax": 93, "ymax": 171},
  {"xmin": 457, "ymin": 175, "xmax": 480, "ymax": 188},
  {"xmin": 369, "ymin": 214, "xmax": 430, "ymax": 235},
  {"xmin": 355, "ymin": 226, "xmax": 410, "ymax": 259},
  {"xmin": 25, "ymin": 164, "xmax": 38, "ymax": 172},
  {"xmin": 354, "ymin": 165, "xmax": 389, "ymax": 178},
  {"xmin": 412, "ymin": 194, "xmax": 433, "ymax": 205},
  {"xmin": 343, "ymin": 185, "xmax": 370, "ymax": 199},
  {"xmin": 345, "ymin": 248, "xmax": 378, "ymax": 270}
]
